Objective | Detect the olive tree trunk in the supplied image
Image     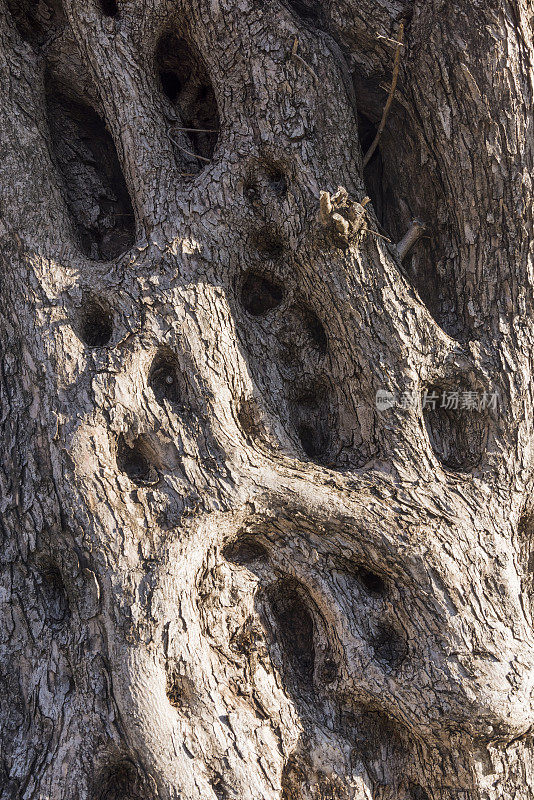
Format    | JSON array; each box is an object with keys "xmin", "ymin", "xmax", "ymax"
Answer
[{"xmin": 1, "ymin": 0, "xmax": 533, "ymax": 798}]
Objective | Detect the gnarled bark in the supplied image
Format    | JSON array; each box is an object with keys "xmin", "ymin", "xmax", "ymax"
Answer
[{"xmin": 0, "ymin": 0, "xmax": 533, "ymax": 798}]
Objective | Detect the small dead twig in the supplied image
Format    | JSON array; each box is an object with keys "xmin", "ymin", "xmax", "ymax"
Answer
[
  {"xmin": 291, "ymin": 37, "xmax": 320, "ymax": 83},
  {"xmin": 366, "ymin": 229, "xmax": 392, "ymax": 242},
  {"xmin": 397, "ymin": 218, "xmax": 426, "ymax": 260},
  {"xmin": 363, "ymin": 22, "xmax": 404, "ymax": 168},
  {"xmin": 169, "ymin": 134, "xmax": 211, "ymax": 163},
  {"xmin": 173, "ymin": 126, "xmax": 219, "ymax": 134},
  {"xmin": 377, "ymin": 33, "xmax": 405, "ymax": 47}
]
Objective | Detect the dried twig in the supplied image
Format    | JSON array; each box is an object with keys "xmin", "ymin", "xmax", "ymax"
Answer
[
  {"xmin": 377, "ymin": 33, "xmax": 405, "ymax": 47},
  {"xmin": 291, "ymin": 37, "xmax": 320, "ymax": 83},
  {"xmin": 366, "ymin": 229, "xmax": 392, "ymax": 242},
  {"xmin": 397, "ymin": 218, "xmax": 426, "ymax": 260},
  {"xmin": 169, "ymin": 134, "xmax": 211, "ymax": 163},
  {"xmin": 173, "ymin": 126, "xmax": 218, "ymax": 134},
  {"xmin": 363, "ymin": 22, "xmax": 404, "ymax": 168}
]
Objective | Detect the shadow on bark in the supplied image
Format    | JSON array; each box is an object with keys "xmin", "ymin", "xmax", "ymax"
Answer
[
  {"xmin": 45, "ymin": 76, "xmax": 135, "ymax": 260},
  {"xmin": 99, "ymin": 0, "xmax": 118, "ymax": 17},
  {"xmin": 95, "ymin": 759, "xmax": 151, "ymax": 800},
  {"xmin": 6, "ymin": 0, "xmax": 65, "ymax": 45},
  {"xmin": 156, "ymin": 31, "xmax": 220, "ymax": 168},
  {"xmin": 75, "ymin": 294, "xmax": 114, "ymax": 348},
  {"xmin": 422, "ymin": 383, "xmax": 490, "ymax": 473}
]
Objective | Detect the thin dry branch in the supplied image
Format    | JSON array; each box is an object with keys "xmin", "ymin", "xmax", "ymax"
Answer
[
  {"xmin": 397, "ymin": 218, "xmax": 426, "ymax": 260},
  {"xmin": 291, "ymin": 37, "xmax": 320, "ymax": 83},
  {"xmin": 173, "ymin": 126, "xmax": 219, "ymax": 134},
  {"xmin": 169, "ymin": 135, "xmax": 212, "ymax": 163},
  {"xmin": 363, "ymin": 23, "xmax": 404, "ymax": 168}
]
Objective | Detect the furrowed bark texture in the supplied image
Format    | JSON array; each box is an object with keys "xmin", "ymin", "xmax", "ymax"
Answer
[{"xmin": 0, "ymin": 0, "xmax": 533, "ymax": 798}]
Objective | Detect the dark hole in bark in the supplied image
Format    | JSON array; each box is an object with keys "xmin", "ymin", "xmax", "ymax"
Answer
[
  {"xmin": 409, "ymin": 785, "xmax": 431, "ymax": 800},
  {"xmin": 372, "ymin": 623, "xmax": 407, "ymax": 670},
  {"xmin": 117, "ymin": 436, "xmax": 158, "ymax": 486},
  {"xmin": 298, "ymin": 424, "xmax": 321, "ymax": 459},
  {"xmin": 97, "ymin": 760, "xmax": 146, "ymax": 800},
  {"xmin": 293, "ymin": 383, "xmax": 332, "ymax": 464},
  {"xmin": 148, "ymin": 350, "xmax": 181, "ymax": 405},
  {"xmin": 357, "ymin": 568, "xmax": 386, "ymax": 596},
  {"xmin": 250, "ymin": 227, "xmax": 285, "ymax": 260},
  {"xmin": 262, "ymin": 161, "xmax": 288, "ymax": 197},
  {"xmin": 6, "ymin": 0, "xmax": 65, "ymax": 45},
  {"xmin": 45, "ymin": 77, "xmax": 135, "ymax": 260},
  {"xmin": 211, "ymin": 778, "xmax": 229, "ymax": 800},
  {"xmin": 99, "ymin": 0, "xmax": 118, "ymax": 16},
  {"xmin": 287, "ymin": 0, "xmax": 324, "ymax": 24},
  {"xmin": 156, "ymin": 32, "xmax": 219, "ymax": 162},
  {"xmin": 237, "ymin": 396, "xmax": 267, "ymax": 444},
  {"xmin": 37, "ymin": 565, "xmax": 69, "ymax": 625},
  {"xmin": 241, "ymin": 271, "xmax": 284, "ymax": 316},
  {"xmin": 296, "ymin": 304, "xmax": 327, "ymax": 353},
  {"xmin": 223, "ymin": 537, "xmax": 268, "ymax": 565},
  {"xmin": 268, "ymin": 169, "xmax": 288, "ymax": 197},
  {"xmin": 166, "ymin": 671, "xmax": 196, "ymax": 710},
  {"xmin": 266, "ymin": 580, "xmax": 315, "ymax": 684},
  {"xmin": 358, "ymin": 111, "xmax": 385, "ymax": 220},
  {"xmin": 422, "ymin": 383, "xmax": 489, "ymax": 472},
  {"xmin": 160, "ymin": 71, "xmax": 182, "ymax": 101},
  {"xmin": 357, "ymin": 97, "xmax": 461, "ymax": 337},
  {"xmin": 78, "ymin": 296, "xmax": 113, "ymax": 347}
]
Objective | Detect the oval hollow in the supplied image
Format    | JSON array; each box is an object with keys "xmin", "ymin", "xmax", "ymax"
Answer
[
  {"xmin": 266, "ymin": 579, "xmax": 315, "ymax": 684},
  {"xmin": 45, "ymin": 78, "xmax": 135, "ymax": 261},
  {"xmin": 156, "ymin": 32, "xmax": 219, "ymax": 163},
  {"xmin": 37, "ymin": 565, "xmax": 69, "ymax": 625},
  {"xmin": 422, "ymin": 384, "xmax": 489, "ymax": 472},
  {"xmin": 97, "ymin": 760, "xmax": 147, "ymax": 800},
  {"xmin": 357, "ymin": 567, "xmax": 386, "ymax": 596},
  {"xmin": 116, "ymin": 436, "xmax": 158, "ymax": 486},
  {"xmin": 241, "ymin": 271, "xmax": 284, "ymax": 316},
  {"xmin": 223, "ymin": 538, "xmax": 268, "ymax": 566},
  {"xmin": 78, "ymin": 297, "xmax": 113, "ymax": 348},
  {"xmin": 148, "ymin": 350, "xmax": 181, "ymax": 406},
  {"xmin": 293, "ymin": 382, "xmax": 332, "ymax": 464}
]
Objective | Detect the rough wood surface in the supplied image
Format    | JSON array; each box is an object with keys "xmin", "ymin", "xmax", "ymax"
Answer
[{"xmin": 0, "ymin": 0, "xmax": 533, "ymax": 798}]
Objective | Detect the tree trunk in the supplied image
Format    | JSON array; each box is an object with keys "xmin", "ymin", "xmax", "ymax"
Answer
[{"xmin": 1, "ymin": 0, "xmax": 533, "ymax": 797}]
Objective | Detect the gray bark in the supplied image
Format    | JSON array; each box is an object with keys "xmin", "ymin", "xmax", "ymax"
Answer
[{"xmin": 0, "ymin": 0, "xmax": 533, "ymax": 798}]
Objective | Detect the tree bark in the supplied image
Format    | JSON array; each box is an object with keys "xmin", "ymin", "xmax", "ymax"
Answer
[{"xmin": 0, "ymin": 0, "xmax": 533, "ymax": 798}]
